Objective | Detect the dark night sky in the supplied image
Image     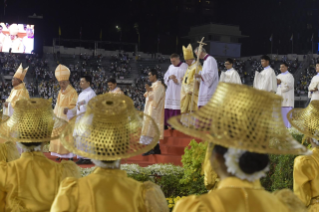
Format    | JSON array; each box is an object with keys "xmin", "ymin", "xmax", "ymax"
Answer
[{"xmin": 1, "ymin": 0, "xmax": 317, "ymax": 56}]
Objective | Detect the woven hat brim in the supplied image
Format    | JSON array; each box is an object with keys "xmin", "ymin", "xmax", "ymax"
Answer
[
  {"xmin": 287, "ymin": 108, "xmax": 319, "ymax": 140},
  {"xmin": 168, "ymin": 84, "xmax": 310, "ymax": 156},
  {"xmin": 0, "ymin": 114, "xmax": 68, "ymax": 143},
  {"xmin": 59, "ymin": 112, "xmax": 160, "ymax": 160}
]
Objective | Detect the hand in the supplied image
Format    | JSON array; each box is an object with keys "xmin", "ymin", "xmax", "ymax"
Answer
[
  {"xmin": 4, "ymin": 102, "xmax": 8, "ymax": 108},
  {"xmin": 63, "ymin": 108, "xmax": 69, "ymax": 115},
  {"xmin": 77, "ymin": 105, "xmax": 80, "ymax": 111},
  {"xmin": 277, "ymin": 79, "xmax": 281, "ymax": 85},
  {"xmin": 188, "ymin": 91, "xmax": 192, "ymax": 95},
  {"xmin": 172, "ymin": 78, "xmax": 178, "ymax": 84},
  {"xmin": 169, "ymin": 75, "xmax": 176, "ymax": 80},
  {"xmin": 311, "ymin": 88, "xmax": 318, "ymax": 92},
  {"xmin": 145, "ymin": 84, "xmax": 152, "ymax": 92},
  {"xmin": 194, "ymin": 74, "xmax": 201, "ymax": 79}
]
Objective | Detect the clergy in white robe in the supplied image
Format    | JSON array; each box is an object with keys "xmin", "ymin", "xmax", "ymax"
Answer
[
  {"xmin": 163, "ymin": 54, "xmax": 187, "ymax": 127},
  {"xmin": 308, "ymin": 63, "xmax": 319, "ymax": 102},
  {"xmin": 276, "ymin": 63, "xmax": 294, "ymax": 128},
  {"xmin": 75, "ymin": 76, "xmax": 96, "ymax": 164},
  {"xmin": 107, "ymin": 78, "xmax": 124, "ymax": 94},
  {"xmin": 140, "ymin": 70, "xmax": 165, "ymax": 156},
  {"xmin": 253, "ymin": 55, "xmax": 277, "ymax": 93},
  {"xmin": 194, "ymin": 48, "xmax": 219, "ymax": 108},
  {"xmin": 220, "ymin": 58, "xmax": 242, "ymax": 84}
]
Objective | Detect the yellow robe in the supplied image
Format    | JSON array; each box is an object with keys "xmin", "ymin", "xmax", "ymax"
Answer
[
  {"xmin": 294, "ymin": 147, "xmax": 319, "ymax": 211},
  {"xmin": 50, "ymin": 85, "xmax": 78, "ymax": 154},
  {"xmin": 180, "ymin": 61, "xmax": 202, "ymax": 113},
  {"xmin": 50, "ymin": 167, "xmax": 169, "ymax": 212},
  {"xmin": 0, "ymin": 141, "xmax": 19, "ymax": 162},
  {"xmin": 141, "ymin": 81, "xmax": 165, "ymax": 140},
  {"xmin": 173, "ymin": 177, "xmax": 303, "ymax": 212},
  {"xmin": 4, "ymin": 82, "xmax": 30, "ymax": 116},
  {"xmin": 0, "ymin": 151, "xmax": 80, "ymax": 212}
]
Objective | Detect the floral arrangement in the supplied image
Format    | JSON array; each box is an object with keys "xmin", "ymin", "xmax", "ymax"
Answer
[{"xmin": 166, "ymin": 196, "xmax": 187, "ymax": 210}]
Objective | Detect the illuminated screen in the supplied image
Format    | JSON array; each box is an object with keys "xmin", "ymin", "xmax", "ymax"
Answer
[{"xmin": 0, "ymin": 23, "xmax": 34, "ymax": 54}]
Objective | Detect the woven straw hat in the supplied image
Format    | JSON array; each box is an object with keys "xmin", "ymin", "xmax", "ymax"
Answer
[
  {"xmin": 168, "ymin": 83, "xmax": 310, "ymax": 155},
  {"xmin": 287, "ymin": 100, "xmax": 319, "ymax": 140},
  {"xmin": 60, "ymin": 93, "xmax": 160, "ymax": 160},
  {"xmin": 0, "ymin": 98, "xmax": 67, "ymax": 142}
]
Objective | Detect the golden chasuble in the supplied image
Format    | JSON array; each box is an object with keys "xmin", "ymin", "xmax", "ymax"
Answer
[
  {"xmin": 5, "ymin": 83, "xmax": 30, "ymax": 109},
  {"xmin": 50, "ymin": 85, "xmax": 78, "ymax": 154},
  {"xmin": 294, "ymin": 147, "xmax": 319, "ymax": 211},
  {"xmin": 173, "ymin": 177, "xmax": 296, "ymax": 212},
  {"xmin": 180, "ymin": 61, "xmax": 202, "ymax": 113},
  {"xmin": 0, "ymin": 152, "xmax": 80, "ymax": 212},
  {"xmin": 51, "ymin": 167, "xmax": 168, "ymax": 212}
]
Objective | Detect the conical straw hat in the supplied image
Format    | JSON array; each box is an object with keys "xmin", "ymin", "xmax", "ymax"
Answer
[
  {"xmin": 168, "ymin": 83, "xmax": 310, "ymax": 155},
  {"xmin": 60, "ymin": 93, "xmax": 160, "ymax": 160}
]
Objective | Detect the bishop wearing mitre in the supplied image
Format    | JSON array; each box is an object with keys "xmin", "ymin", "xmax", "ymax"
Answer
[
  {"xmin": 219, "ymin": 58, "xmax": 242, "ymax": 84},
  {"xmin": 253, "ymin": 55, "xmax": 277, "ymax": 93},
  {"xmin": 2, "ymin": 24, "xmax": 23, "ymax": 53},
  {"xmin": 50, "ymin": 64, "xmax": 78, "ymax": 160},
  {"xmin": 180, "ymin": 44, "xmax": 202, "ymax": 113},
  {"xmin": 3, "ymin": 64, "xmax": 30, "ymax": 117}
]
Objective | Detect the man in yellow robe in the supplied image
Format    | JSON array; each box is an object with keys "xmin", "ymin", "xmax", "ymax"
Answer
[
  {"xmin": 140, "ymin": 69, "xmax": 165, "ymax": 155},
  {"xmin": 51, "ymin": 94, "xmax": 168, "ymax": 212},
  {"xmin": 50, "ymin": 64, "xmax": 78, "ymax": 160},
  {"xmin": 0, "ymin": 98, "xmax": 80, "ymax": 212},
  {"xmin": 2, "ymin": 24, "xmax": 23, "ymax": 53},
  {"xmin": 180, "ymin": 44, "xmax": 202, "ymax": 113},
  {"xmin": 3, "ymin": 64, "xmax": 30, "ymax": 117}
]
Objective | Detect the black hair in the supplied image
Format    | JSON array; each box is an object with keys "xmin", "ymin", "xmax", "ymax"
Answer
[
  {"xmin": 225, "ymin": 58, "xmax": 234, "ymax": 64},
  {"xmin": 107, "ymin": 78, "xmax": 117, "ymax": 84},
  {"xmin": 260, "ymin": 55, "xmax": 270, "ymax": 62},
  {"xmin": 149, "ymin": 69, "xmax": 158, "ymax": 78},
  {"xmin": 280, "ymin": 62, "xmax": 288, "ymax": 68},
  {"xmin": 213, "ymin": 145, "xmax": 269, "ymax": 175},
  {"xmin": 170, "ymin": 53, "xmax": 180, "ymax": 59},
  {"xmin": 19, "ymin": 142, "xmax": 42, "ymax": 147},
  {"xmin": 316, "ymin": 61, "xmax": 319, "ymax": 66},
  {"xmin": 81, "ymin": 75, "xmax": 92, "ymax": 85}
]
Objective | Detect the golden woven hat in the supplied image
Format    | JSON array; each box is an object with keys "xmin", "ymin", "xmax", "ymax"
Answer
[
  {"xmin": 0, "ymin": 98, "xmax": 67, "ymax": 143},
  {"xmin": 287, "ymin": 100, "xmax": 319, "ymax": 140},
  {"xmin": 168, "ymin": 83, "xmax": 310, "ymax": 155},
  {"xmin": 60, "ymin": 93, "xmax": 160, "ymax": 160}
]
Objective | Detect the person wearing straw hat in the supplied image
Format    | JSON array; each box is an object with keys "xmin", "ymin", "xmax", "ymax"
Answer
[
  {"xmin": 276, "ymin": 62, "xmax": 294, "ymax": 128},
  {"xmin": 308, "ymin": 61, "xmax": 319, "ymax": 102},
  {"xmin": 2, "ymin": 24, "xmax": 23, "ymax": 53},
  {"xmin": 51, "ymin": 94, "xmax": 168, "ymax": 212},
  {"xmin": 0, "ymin": 98, "xmax": 80, "ymax": 212},
  {"xmin": 219, "ymin": 58, "xmax": 242, "ymax": 84},
  {"xmin": 180, "ymin": 44, "xmax": 202, "ymax": 114},
  {"xmin": 253, "ymin": 55, "xmax": 277, "ymax": 93},
  {"xmin": 288, "ymin": 100, "xmax": 319, "ymax": 210},
  {"xmin": 50, "ymin": 64, "xmax": 78, "ymax": 161},
  {"xmin": 3, "ymin": 64, "xmax": 30, "ymax": 117},
  {"xmin": 169, "ymin": 83, "xmax": 308, "ymax": 212}
]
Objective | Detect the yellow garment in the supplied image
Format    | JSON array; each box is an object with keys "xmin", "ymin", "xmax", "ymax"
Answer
[
  {"xmin": 0, "ymin": 151, "xmax": 80, "ymax": 212},
  {"xmin": 142, "ymin": 81, "xmax": 165, "ymax": 139},
  {"xmin": 13, "ymin": 64, "xmax": 28, "ymax": 81},
  {"xmin": 294, "ymin": 146, "xmax": 319, "ymax": 211},
  {"xmin": 50, "ymin": 84, "xmax": 78, "ymax": 154},
  {"xmin": 180, "ymin": 61, "xmax": 202, "ymax": 113},
  {"xmin": 0, "ymin": 141, "xmax": 19, "ymax": 162},
  {"xmin": 51, "ymin": 167, "xmax": 169, "ymax": 212},
  {"xmin": 173, "ymin": 177, "xmax": 293, "ymax": 212},
  {"xmin": 5, "ymin": 83, "xmax": 30, "ymax": 110}
]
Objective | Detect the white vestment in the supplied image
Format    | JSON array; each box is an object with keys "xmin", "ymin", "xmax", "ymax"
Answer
[
  {"xmin": 276, "ymin": 71, "xmax": 294, "ymax": 107},
  {"xmin": 253, "ymin": 66, "xmax": 277, "ymax": 92},
  {"xmin": 164, "ymin": 62, "xmax": 188, "ymax": 110},
  {"xmin": 219, "ymin": 68, "xmax": 242, "ymax": 84},
  {"xmin": 22, "ymin": 36, "xmax": 34, "ymax": 54},
  {"xmin": 308, "ymin": 74, "xmax": 319, "ymax": 101},
  {"xmin": 75, "ymin": 87, "xmax": 96, "ymax": 159},
  {"xmin": 198, "ymin": 55, "xmax": 219, "ymax": 107}
]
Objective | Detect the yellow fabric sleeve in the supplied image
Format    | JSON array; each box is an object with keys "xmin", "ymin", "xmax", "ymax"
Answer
[
  {"xmin": 143, "ymin": 181, "xmax": 169, "ymax": 212},
  {"xmin": 172, "ymin": 195, "xmax": 206, "ymax": 212},
  {"xmin": 273, "ymin": 189, "xmax": 307, "ymax": 212},
  {"xmin": 0, "ymin": 141, "xmax": 19, "ymax": 162},
  {"xmin": 0, "ymin": 161, "xmax": 7, "ymax": 211},
  {"xmin": 293, "ymin": 156, "xmax": 314, "ymax": 206},
  {"xmin": 60, "ymin": 160, "xmax": 81, "ymax": 180},
  {"xmin": 50, "ymin": 177, "xmax": 78, "ymax": 212}
]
